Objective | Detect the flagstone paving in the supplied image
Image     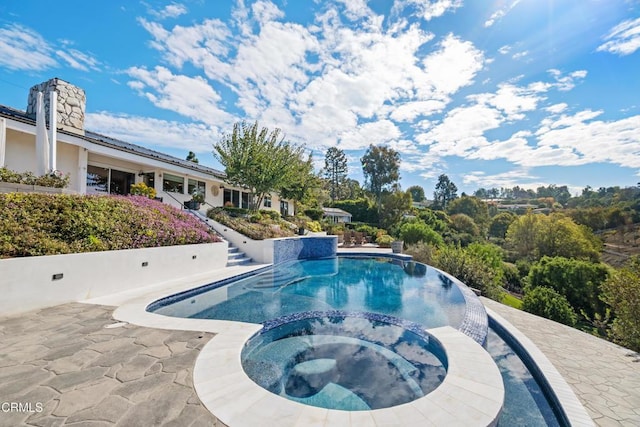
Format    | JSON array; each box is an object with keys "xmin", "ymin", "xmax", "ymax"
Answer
[
  {"xmin": 2, "ymin": 295, "xmax": 639, "ymax": 426},
  {"xmin": 0, "ymin": 303, "xmax": 224, "ymax": 427},
  {"xmin": 483, "ymin": 298, "xmax": 640, "ymax": 427}
]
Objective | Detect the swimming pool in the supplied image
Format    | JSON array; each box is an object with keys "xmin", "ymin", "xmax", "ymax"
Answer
[
  {"xmin": 149, "ymin": 256, "xmax": 483, "ymax": 337},
  {"xmin": 148, "ymin": 255, "xmax": 565, "ymax": 425}
]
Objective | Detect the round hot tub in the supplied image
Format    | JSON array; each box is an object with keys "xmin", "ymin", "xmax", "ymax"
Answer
[{"xmin": 241, "ymin": 311, "xmax": 448, "ymax": 411}]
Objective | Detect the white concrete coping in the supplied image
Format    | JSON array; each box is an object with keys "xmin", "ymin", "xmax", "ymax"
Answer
[
  {"xmin": 192, "ymin": 325, "xmax": 504, "ymax": 427},
  {"xmin": 486, "ymin": 307, "xmax": 595, "ymax": 427}
]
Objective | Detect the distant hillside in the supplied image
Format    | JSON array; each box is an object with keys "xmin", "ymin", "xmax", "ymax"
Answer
[{"xmin": 599, "ymin": 224, "xmax": 640, "ymax": 267}]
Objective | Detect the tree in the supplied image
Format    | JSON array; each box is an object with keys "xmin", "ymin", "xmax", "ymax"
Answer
[
  {"xmin": 323, "ymin": 147, "xmax": 348, "ymax": 201},
  {"xmin": 433, "ymin": 174, "xmax": 457, "ymax": 210},
  {"xmin": 186, "ymin": 151, "xmax": 199, "ymax": 163},
  {"xmin": 522, "ymin": 287, "xmax": 577, "ymax": 326},
  {"xmin": 280, "ymin": 152, "xmax": 321, "ymax": 211},
  {"xmin": 213, "ymin": 121, "xmax": 305, "ymax": 210},
  {"xmin": 361, "ymin": 145, "xmax": 400, "ymax": 214},
  {"xmin": 505, "ymin": 213, "xmax": 600, "ymax": 262},
  {"xmin": 488, "ymin": 212, "xmax": 516, "ymax": 239},
  {"xmin": 379, "ymin": 190, "xmax": 412, "ymax": 229},
  {"xmin": 447, "ymin": 196, "xmax": 489, "ymax": 234},
  {"xmin": 407, "ymin": 185, "xmax": 426, "ymax": 203},
  {"xmin": 601, "ymin": 256, "xmax": 640, "ymax": 351}
]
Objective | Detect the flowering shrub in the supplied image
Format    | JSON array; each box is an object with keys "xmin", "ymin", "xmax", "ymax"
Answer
[
  {"xmin": 0, "ymin": 194, "xmax": 220, "ymax": 258},
  {"xmin": 130, "ymin": 182, "xmax": 157, "ymax": 198},
  {"xmin": 0, "ymin": 167, "xmax": 70, "ymax": 188},
  {"xmin": 207, "ymin": 207, "xmax": 295, "ymax": 240}
]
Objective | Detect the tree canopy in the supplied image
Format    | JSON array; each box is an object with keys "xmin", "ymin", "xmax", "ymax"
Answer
[
  {"xmin": 433, "ymin": 174, "xmax": 458, "ymax": 210},
  {"xmin": 213, "ymin": 121, "xmax": 306, "ymax": 210},
  {"xmin": 407, "ymin": 185, "xmax": 425, "ymax": 202},
  {"xmin": 361, "ymin": 144, "xmax": 400, "ymax": 213}
]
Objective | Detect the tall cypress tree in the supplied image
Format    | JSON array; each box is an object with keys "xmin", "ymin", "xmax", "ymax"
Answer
[{"xmin": 323, "ymin": 147, "xmax": 348, "ymax": 201}]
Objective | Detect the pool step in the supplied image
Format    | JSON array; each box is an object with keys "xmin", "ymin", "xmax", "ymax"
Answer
[{"xmin": 227, "ymin": 245, "xmax": 252, "ymax": 266}]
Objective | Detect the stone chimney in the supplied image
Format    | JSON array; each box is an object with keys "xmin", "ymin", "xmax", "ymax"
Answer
[{"xmin": 26, "ymin": 78, "xmax": 86, "ymax": 135}]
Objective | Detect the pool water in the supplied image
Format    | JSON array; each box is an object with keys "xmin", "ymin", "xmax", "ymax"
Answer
[
  {"xmin": 241, "ymin": 313, "xmax": 447, "ymax": 410},
  {"xmin": 486, "ymin": 328, "xmax": 562, "ymax": 426},
  {"xmin": 152, "ymin": 257, "xmax": 467, "ymax": 329}
]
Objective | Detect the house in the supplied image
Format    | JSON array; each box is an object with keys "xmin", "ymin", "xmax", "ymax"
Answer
[
  {"xmin": 322, "ymin": 207, "xmax": 352, "ymax": 223},
  {"xmin": 0, "ymin": 78, "xmax": 294, "ymax": 216}
]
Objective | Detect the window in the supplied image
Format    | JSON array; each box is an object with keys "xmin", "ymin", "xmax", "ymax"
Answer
[
  {"xmin": 263, "ymin": 196, "xmax": 272, "ymax": 208},
  {"xmin": 188, "ymin": 179, "xmax": 205, "ymax": 197},
  {"xmin": 163, "ymin": 173, "xmax": 184, "ymax": 193},
  {"xmin": 86, "ymin": 166, "xmax": 134, "ymax": 195},
  {"xmin": 223, "ymin": 188, "xmax": 250, "ymax": 208},
  {"xmin": 87, "ymin": 165, "xmax": 108, "ymax": 194},
  {"xmin": 280, "ymin": 200, "xmax": 289, "ymax": 217},
  {"xmin": 143, "ymin": 172, "xmax": 155, "ymax": 189}
]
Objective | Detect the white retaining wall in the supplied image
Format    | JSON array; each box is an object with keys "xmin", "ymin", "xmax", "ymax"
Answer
[
  {"xmin": 0, "ymin": 242, "xmax": 228, "ymax": 316},
  {"xmin": 207, "ymin": 218, "xmax": 275, "ymax": 263}
]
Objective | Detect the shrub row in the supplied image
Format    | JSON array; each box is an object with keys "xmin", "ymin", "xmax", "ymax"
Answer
[{"xmin": 0, "ymin": 194, "xmax": 220, "ymax": 258}]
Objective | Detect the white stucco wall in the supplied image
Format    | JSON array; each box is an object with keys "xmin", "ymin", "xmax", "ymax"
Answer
[
  {"xmin": 0, "ymin": 242, "xmax": 228, "ymax": 316},
  {"xmin": 5, "ymin": 129, "xmax": 35, "ymax": 173}
]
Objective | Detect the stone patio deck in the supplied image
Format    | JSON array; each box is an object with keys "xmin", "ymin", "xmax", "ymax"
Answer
[
  {"xmin": 0, "ymin": 303, "xmax": 222, "ymax": 426},
  {"xmin": 1, "ymin": 291, "xmax": 639, "ymax": 426}
]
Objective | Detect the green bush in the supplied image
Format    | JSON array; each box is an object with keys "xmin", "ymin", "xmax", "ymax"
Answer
[
  {"xmin": 223, "ymin": 206, "xmax": 249, "ymax": 216},
  {"xmin": 527, "ymin": 256, "xmax": 610, "ymax": 320},
  {"xmin": 0, "ymin": 194, "xmax": 220, "ymax": 258},
  {"xmin": 399, "ymin": 221, "xmax": 443, "ymax": 246},
  {"xmin": 522, "ymin": 287, "xmax": 577, "ymax": 326},
  {"xmin": 432, "ymin": 245, "xmax": 503, "ymax": 300},
  {"xmin": 376, "ymin": 234, "xmax": 394, "ymax": 248},
  {"xmin": 207, "ymin": 208, "xmax": 295, "ymax": 240},
  {"xmin": 0, "ymin": 167, "xmax": 70, "ymax": 188},
  {"xmin": 303, "ymin": 208, "xmax": 324, "ymax": 221},
  {"xmin": 601, "ymin": 257, "xmax": 640, "ymax": 352},
  {"xmin": 259, "ymin": 209, "xmax": 281, "ymax": 220}
]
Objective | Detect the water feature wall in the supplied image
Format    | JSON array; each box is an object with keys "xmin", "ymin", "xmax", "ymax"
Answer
[{"xmin": 273, "ymin": 236, "xmax": 337, "ymax": 264}]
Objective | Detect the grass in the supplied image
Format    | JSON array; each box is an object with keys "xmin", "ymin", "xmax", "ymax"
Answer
[{"xmin": 501, "ymin": 292, "xmax": 523, "ymax": 309}]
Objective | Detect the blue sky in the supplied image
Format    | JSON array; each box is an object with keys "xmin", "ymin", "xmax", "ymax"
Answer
[{"xmin": 1, "ymin": 0, "xmax": 639, "ymax": 196}]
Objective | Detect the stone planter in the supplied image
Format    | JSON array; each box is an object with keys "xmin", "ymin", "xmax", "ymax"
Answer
[{"xmin": 391, "ymin": 240, "xmax": 404, "ymax": 254}]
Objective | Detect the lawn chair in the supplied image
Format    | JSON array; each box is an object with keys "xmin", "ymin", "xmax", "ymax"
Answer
[{"xmin": 353, "ymin": 231, "xmax": 364, "ymax": 246}]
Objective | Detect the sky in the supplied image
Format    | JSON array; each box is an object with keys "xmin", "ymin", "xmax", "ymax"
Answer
[{"xmin": 1, "ymin": 0, "xmax": 640, "ymax": 197}]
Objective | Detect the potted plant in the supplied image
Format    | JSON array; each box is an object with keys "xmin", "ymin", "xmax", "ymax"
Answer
[{"xmin": 185, "ymin": 192, "xmax": 205, "ymax": 210}]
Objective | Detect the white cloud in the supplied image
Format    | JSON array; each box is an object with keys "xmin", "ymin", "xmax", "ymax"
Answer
[
  {"xmin": 56, "ymin": 49, "xmax": 100, "ymax": 71},
  {"xmin": 126, "ymin": 66, "xmax": 234, "ymax": 126},
  {"xmin": 462, "ymin": 169, "xmax": 537, "ymax": 188},
  {"xmin": 545, "ymin": 103, "xmax": 568, "ymax": 114},
  {"xmin": 85, "ymin": 112, "xmax": 219, "ymax": 152},
  {"xmin": 389, "ymin": 100, "xmax": 447, "ymax": 122},
  {"xmin": 420, "ymin": 34, "xmax": 485, "ymax": 97},
  {"xmin": 484, "ymin": 0, "xmax": 521, "ymax": 28},
  {"xmin": 394, "ymin": 0, "xmax": 463, "ymax": 22},
  {"xmin": 334, "ymin": 0, "xmax": 374, "ymax": 21},
  {"xmin": 0, "ymin": 24, "xmax": 57, "ymax": 71},
  {"xmin": 548, "ymin": 68, "xmax": 587, "ymax": 91},
  {"xmin": 149, "ymin": 3, "xmax": 188, "ymax": 20},
  {"xmin": 338, "ymin": 120, "xmax": 402, "ymax": 150},
  {"xmin": 597, "ymin": 17, "xmax": 640, "ymax": 56}
]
